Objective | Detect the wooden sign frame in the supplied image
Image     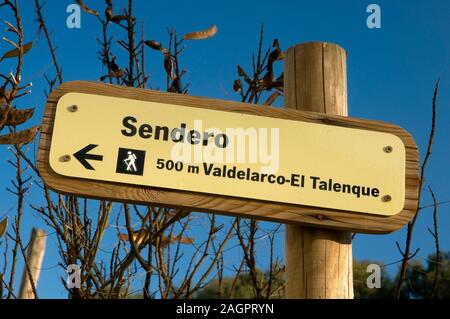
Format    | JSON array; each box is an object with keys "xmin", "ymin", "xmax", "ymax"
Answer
[{"xmin": 38, "ymin": 81, "xmax": 419, "ymax": 234}]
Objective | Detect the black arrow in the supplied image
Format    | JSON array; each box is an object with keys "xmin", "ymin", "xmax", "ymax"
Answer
[{"xmin": 73, "ymin": 144, "xmax": 103, "ymax": 170}]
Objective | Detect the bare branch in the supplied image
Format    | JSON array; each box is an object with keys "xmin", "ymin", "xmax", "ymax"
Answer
[{"xmin": 395, "ymin": 79, "xmax": 440, "ymax": 298}]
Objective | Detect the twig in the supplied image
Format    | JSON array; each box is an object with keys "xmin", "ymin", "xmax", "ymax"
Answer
[
  {"xmin": 428, "ymin": 186, "xmax": 440, "ymax": 299},
  {"xmin": 395, "ymin": 79, "xmax": 440, "ymax": 298},
  {"xmin": 34, "ymin": 0, "xmax": 63, "ymax": 84},
  {"xmin": 17, "ymin": 230, "xmax": 39, "ymax": 299}
]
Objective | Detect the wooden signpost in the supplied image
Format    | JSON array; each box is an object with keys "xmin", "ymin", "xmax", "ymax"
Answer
[
  {"xmin": 38, "ymin": 80, "xmax": 419, "ymax": 234},
  {"xmin": 285, "ymin": 42, "xmax": 354, "ymax": 298},
  {"xmin": 37, "ymin": 41, "xmax": 420, "ymax": 299}
]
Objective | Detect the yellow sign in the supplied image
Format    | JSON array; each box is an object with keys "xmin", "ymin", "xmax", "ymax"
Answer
[{"xmin": 49, "ymin": 92, "xmax": 405, "ymax": 216}]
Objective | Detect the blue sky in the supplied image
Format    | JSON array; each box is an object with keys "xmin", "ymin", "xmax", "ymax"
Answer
[{"xmin": 0, "ymin": 0, "xmax": 449, "ymax": 298}]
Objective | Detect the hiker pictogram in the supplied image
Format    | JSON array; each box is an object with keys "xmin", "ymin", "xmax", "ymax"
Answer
[
  {"xmin": 116, "ymin": 148, "xmax": 146, "ymax": 176},
  {"xmin": 124, "ymin": 151, "xmax": 138, "ymax": 172}
]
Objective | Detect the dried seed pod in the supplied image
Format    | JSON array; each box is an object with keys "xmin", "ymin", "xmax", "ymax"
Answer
[
  {"xmin": 144, "ymin": 40, "xmax": 166, "ymax": 52},
  {"xmin": 0, "ymin": 42, "xmax": 33, "ymax": 62},
  {"xmin": 262, "ymin": 68, "xmax": 274, "ymax": 88},
  {"xmin": 0, "ymin": 90, "xmax": 14, "ymax": 105},
  {"xmin": 160, "ymin": 234, "xmax": 194, "ymax": 247},
  {"xmin": 145, "ymin": 40, "xmax": 162, "ymax": 50},
  {"xmin": 268, "ymin": 47, "xmax": 282, "ymax": 64},
  {"xmin": 110, "ymin": 56, "xmax": 120, "ymax": 72},
  {"xmin": 110, "ymin": 15, "xmax": 128, "ymax": 23},
  {"xmin": 75, "ymin": 0, "xmax": 99, "ymax": 16},
  {"xmin": 119, "ymin": 231, "xmax": 193, "ymax": 247},
  {"xmin": 0, "ymin": 217, "xmax": 7, "ymax": 238},
  {"xmin": 164, "ymin": 52, "xmax": 174, "ymax": 79},
  {"xmin": 0, "ymin": 125, "xmax": 39, "ymax": 145},
  {"xmin": 119, "ymin": 230, "xmax": 149, "ymax": 246},
  {"xmin": 182, "ymin": 25, "xmax": 217, "ymax": 40},
  {"xmin": 0, "ymin": 107, "xmax": 34, "ymax": 125},
  {"xmin": 109, "ymin": 69, "xmax": 124, "ymax": 78},
  {"xmin": 233, "ymin": 79, "xmax": 243, "ymax": 92},
  {"xmin": 237, "ymin": 65, "xmax": 252, "ymax": 84},
  {"xmin": 105, "ymin": 4, "xmax": 113, "ymax": 20},
  {"xmin": 273, "ymin": 38, "xmax": 280, "ymax": 48}
]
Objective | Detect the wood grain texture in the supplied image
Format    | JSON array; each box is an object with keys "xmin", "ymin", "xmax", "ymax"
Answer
[
  {"xmin": 18, "ymin": 228, "xmax": 47, "ymax": 299},
  {"xmin": 286, "ymin": 227, "xmax": 353, "ymax": 298},
  {"xmin": 37, "ymin": 79, "xmax": 419, "ymax": 234},
  {"xmin": 285, "ymin": 42, "xmax": 353, "ymax": 299}
]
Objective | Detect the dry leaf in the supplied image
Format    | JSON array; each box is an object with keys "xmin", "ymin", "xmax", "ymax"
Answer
[
  {"xmin": 119, "ymin": 232, "xmax": 131, "ymax": 242},
  {"xmin": 110, "ymin": 15, "xmax": 128, "ymax": 23},
  {"xmin": 237, "ymin": 65, "xmax": 252, "ymax": 84},
  {"xmin": 119, "ymin": 230, "xmax": 149, "ymax": 246},
  {"xmin": 268, "ymin": 47, "xmax": 282, "ymax": 64},
  {"xmin": 0, "ymin": 90, "xmax": 14, "ymax": 105},
  {"xmin": 273, "ymin": 39, "xmax": 280, "ymax": 48},
  {"xmin": 110, "ymin": 56, "xmax": 120, "ymax": 72},
  {"xmin": 160, "ymin": 234, "xmax": 194, "ymax": 247},
  {"xmin": 0, "ymin": 217, "xmax": 7, "ymax": 238},
  {"xmin": 261, "ymin": 68, "xmax": 274, "ymax": 88},
  {"xmin": 105, "ymin": 1, "xmax": 113, "ymax": 20},
  {"xmin": 183, "ymin": 25, "xmax": 217, "ymax": 40},
  {"xmin": 165, "ymin": 209, "xmax": 190, "ymax": 220},
  {"xmin": 144, "ymin": 40, "xmax": 166, "ymax": 52},
  {"xmin": 109, "ymin": 69, "xmax": 123, "ymax": 78},
  {"xmin": 233, "ymin": 79, "xmax": 243, "ymax": 92},
  {"xmin": 0, "ymin": 125, "xmax": 39, "ymax": 145},
  {"xmin": 269, "ymin": 82, "xmax": 284, "ymax": 92},
  {"xmin": 0, "ymin": 108, "xmax": 34, "ymax": 126},
  {"xmin": 100, "ymin": 69, "xmax": 124, "ymax": 81},
  {"xmin": 176, "ymin": 209, "xmax": 190, "ymax": 219},
  {"xmin": 119, "ymin": 231, "xmax": 193, "ymax": 247},
  {"xmin": 75, "ymin": 0, "xmax": 99, "ymax": 16},
  {"xmin": 0, "ymin": 42, "xmax": 33, "ymax": 62},
  {"xmin": 164, "ymin": 52, "xmax": 174, "ymax": 79},
  {"xmin": 211, "ymin": 224, "xmax": 224, "ymax": 234}
]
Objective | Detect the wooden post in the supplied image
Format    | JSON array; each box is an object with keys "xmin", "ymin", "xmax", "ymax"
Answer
[
  {"xmin": 18, "ymin": 228, "xmax": 47, "ymax": 299},
  {"xmin": 284, "ymin": 42, "xmax": 353, "ymax": 298}
]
